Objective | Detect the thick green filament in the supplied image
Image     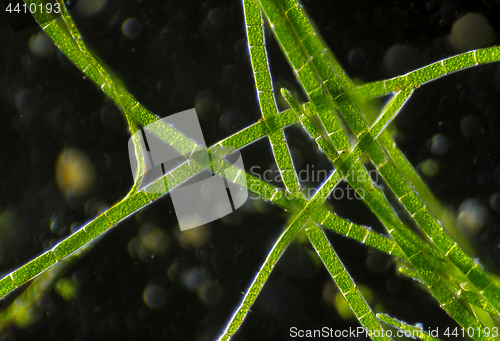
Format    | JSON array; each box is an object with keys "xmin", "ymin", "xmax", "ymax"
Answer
[
  {"xmin": 307, "ymin": 224, "xmax": 391, "ymax": 341},
  {"xmin": 244, "ymin": 0, "xmax": 301, "ymax": 194},
  {"xmin": 258, "ymin": 0, "xmax": 351, "ymax": 152},
  {"xmin": 377, "ymin": 314, "xmax": 441, "ymax": 341}
]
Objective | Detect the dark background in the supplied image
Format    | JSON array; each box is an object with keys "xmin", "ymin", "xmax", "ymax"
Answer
[{"xmin": 1, "ymin": 0, "xmax": 500, "ymax": 340}]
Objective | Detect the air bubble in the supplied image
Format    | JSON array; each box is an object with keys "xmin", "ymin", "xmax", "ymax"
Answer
[
  {"xmin": 122, "ymin": 19, "xmax": 142, "ymax": 38},
  {"xmin": 73, "ymin": 0, "xmax": 106, "ymax": 16},
  {"xmin": 182, "ymin": 268, "xmax": 202, "ymax": 291},
  {"xmin": 460, "ymin": 116, "xmax": 482, "ymax": 138},
  {"xmin": 450, "ymin": 13, "xmax": 494, "ymax": 53},
  {"xmin": 208, "ymin": 8, "xmax": 224, "ymax": 26},
  {"xmin": 430, "ymin": 134, "xmax": 449, "ymax": 156},
  {"xmin": 56, "ymin": 148, "xmax": 96, "ymax": 197},
  {"xmin": 458, "ymin": 199, "xmax": 488, "ymax": 233},
  {"xmin": 348, "ymin": 48, "xmax": 366, "ymax": 70},
  {"xmin": 490, "ymin": 193, "xmax": 500, "ymax": 212},
  {"xmin": 177, "ymin": 224, "xmax": 211, "ymax": 248},
  {"xmin": 29, "ymin": 31, "xmax": 54, "ymax": 58},
  {"xmin": 197, "ymin": 281, "xmax": 223, "ymax": 306},
  {"xmin": 382, "ymin": 44, "xmax": 422, "ymax": 77},
  {"xmin": 143, "ymin": 284, "xmax": 167, "ymax": 309}
]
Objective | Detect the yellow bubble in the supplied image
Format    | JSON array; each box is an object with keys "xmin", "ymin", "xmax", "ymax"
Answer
[
  {"xmin": 450, "ymin": 13, "xmax": 494, "ymax": 53},
  {"xmin": 177, "ymin": 224, "xmax": 211, "ymax": 249},
  {"xmin": 128, "ymin": 225, "xmax": 169, "ymax": 261},
  {"xmin": 324, "ymin": 283, "xmax": 373, "ymax": 320},
  {"xmin": 420, "ymin": 159, "xmax": 439, "ymax": 177},
  {"xmin": 56, "ymin": 148, "xmax": 96, "ymax": 197}
]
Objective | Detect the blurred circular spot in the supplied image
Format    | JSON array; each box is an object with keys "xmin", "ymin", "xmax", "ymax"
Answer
[
  {"xmin": 73, "ymin": 0, "xmax": 106, "ymax": 16},
  {"xmin": 490, "ymin": 193, "xmax": 500, "ymax": 212},
  {"xmin": 208, "ymin": 8, "xmax": 224, "ymax": 25},
  {"xmin": 100, "ymin": 105, "xmax": 125, "ymax": 131},
  {"xmin": 15, "ymin": 89, "xmax": 39, "ymax": 116},
  {"xmin": 29, "ymin": 31, "xmax": 54, "ymax": 58},
  {"xmin": 56, "ymin": 148, "xmax": 96, "ymax": 197},
  {"xmin": 458, "ymin": 199, "xmax": 488, "ymax": 233},
  {"xmin": 450, "ymin": 13, "xmax": 494, "ymax": 53},
  {"xmin": 382, "ymin": 44, "xmax": 422, "ymax": 77},
  {"xmin": 495, "ymin": 167, "xmax": 500, "ymax": 186},
  {"xmin": 219, "ymin": 109, "xmax": 243, "ymax": 132},
  {"xmin": 129, "ymin": 225, "xmax": 169, "ymax": 261},
  {"xmin": 49, "ymin": 214, "xmax": 63, "ymax": 235},
  {"xmin": 460, "ymin": 116, "xmax": 482, "ymax": 138},
  {"xmin": 177, "ymin": 225, "xmax": 211, "ymax": 248},
  {"xmin": 430, "ymin": 134, "xmax": 450, "ymax": 156},
  {"xmin": 198, "ymin": 281, "xmax": 223, "ymax": 305},
  {"xmin": 182, "ymin": 268, "xmax": 202, "ymax": 291},
  {"xmin": 195, "ymin": 96, "xmax": 217, "ymax": 118},
  {"xmin": 334, "ymin": 285, "xmax": 372, "ymax": 320},
  {"xmin": 143, "ymin": 284, "xmax": 166, "ymax": 309},
  {"xmin": 0, "ymin": 209, "xmax": 18, "ymax": 254},
  {"xmin": 348, "ymin": 48, "xmax": 366, "ymax": 69},
  {"xmin": 157, "ymin": 80, "xmax": 169, "ymax": 95},
  {"xmin": 420, "ymin": 159, "xmax": 439, "ymax": 177},
  {"xmin": 122, "ymin": 19, "xmax": 142, "ymax": 38}
]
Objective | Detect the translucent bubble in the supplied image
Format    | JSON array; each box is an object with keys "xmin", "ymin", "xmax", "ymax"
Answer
[
  {"xmin": 73, "ymin": 0, "xmax": 107, "ymax": 16},
  {"xmin": 157, "ymin": 80, "xmax": 169, "ymax": 95},
  {"xmin": 56, "ymin": 148, "xmax": 96, "ymax": 197},
  {"xmin": 50, "ymin": 214, "xmax": 62, "ymax": 234},
  {"xmin": 29, "ymin": 31, "xmax": 54, "ymax": 58},
  {"xmin": 15, "ymin": 89, "xmax": 39, "ymax": 116},
  {"xmin": 460, "ymin": 116, "xmax": 482, "ymax": 138},
  {"xmin": 208, "ymin": 8, "xmax": 224, "ymax": 26},
  {"xmin": 182, "ymin": 268, "xmax": 202, "ymax": 291},
  {"xmin": 122, "ymin": 18, "xmax": 142, "ymax": 38},
  {"xmin": 458, "ymin": 199, "xmax": 488, "ymax": 233},
  {"xmin": 382, "ymin": 44, "xmax": 422, "ymax": 77},
  {"xmin": 219, "ymin": 110, "xmax": 241, "ymax": 132},
  {"xmin": 430, "ymin": 134, "xmax": 450, "ymax": 156},
  {"xmin": 0, "ymin": 209, "xmax": 17, "ymax": 247},
  {"xmin": 143, "ymin": 284, "xmax": 167, "ymax": 309},
  {"xmin": 347, "ymin": 48, "xmax": 366, "ymax": 69},
  {"xmin": 177, "ymin": 224, "xmax": 211, "ymax": 248},
  {"xmin": 195, "ymin": 94, "xmax": 217, "ymax": 118},
  {"xmin": 490, "ymin": 192, "xmax": 500, "ymax": 212},
  {"xmin": 100, "ymin": 105, "xmax": 125, "ymax": 131},
  {"xmin": 495, "ymin": 167, "xmax": 500, "ymax": 186},
  {"xmin": 197, "ymin": 281, "xmax": 223, "ymax": 306},
  {"xmin": 450, "ymin": 13, "xmax": 494, "ymax": 53},
  {"xmin": 128, "ymin": 224, "xmax": 169, "ymax": 261}
]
